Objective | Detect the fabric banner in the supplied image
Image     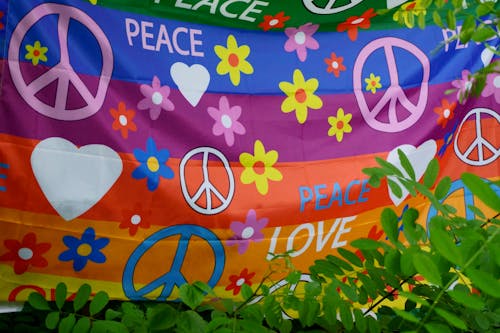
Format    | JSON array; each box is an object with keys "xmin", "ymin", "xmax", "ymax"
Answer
[{"xmin": 0, "ymin": 0, "xmax": 498, "ymax": 303}]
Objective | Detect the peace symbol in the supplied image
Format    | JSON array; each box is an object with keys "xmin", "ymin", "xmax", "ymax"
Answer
[
  {"xmin": 8, "ymin": 3, "xmax": 113, "ymax": 121},
  {"xmin": 122, "ymin": 225, "xmax": 225, "ymax": 301},
  {"xmin": 302, "ymin": 0, "xmax": 363, "ymax": 14},
  {"xmin": 426, "ymin": 178, "xmax": 500, "ymax": 228},
  {"xmin": 453, "ymin": 108, "xmax": 500, "ymax": 166},
  {"xmin": 180, "ymin": 147, "xmax": 235, "ymax": 215},
  {"xmin": 353, "ymin": 37, "xmax": 430, "ymax": 133}
]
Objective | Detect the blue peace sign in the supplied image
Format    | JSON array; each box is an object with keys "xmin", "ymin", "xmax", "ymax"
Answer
[
  {"xmin": 123, "ymin": 225, "xmax": 225, "ymax": 300},
  {"xmin": 426, "ymin": 178, "xmax": 500, "ymax": 228}
]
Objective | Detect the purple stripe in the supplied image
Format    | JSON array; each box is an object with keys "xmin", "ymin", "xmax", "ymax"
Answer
[{"xmin": 0, "ymin": 63, "xmax": 475, "ymax": 162}]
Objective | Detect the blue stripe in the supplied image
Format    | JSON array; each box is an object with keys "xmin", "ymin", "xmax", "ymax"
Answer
[
  {"xmin": 0, "ymin": 163, "xmax": 9, "ymax": 169},
  {"xmin": 0, "ymin": 186, "xmax": 5, "ymax": 191}
]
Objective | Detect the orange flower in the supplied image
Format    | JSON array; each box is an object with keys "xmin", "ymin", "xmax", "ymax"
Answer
[
  {"xmin": 337, "ymin": 8, "xmax": 377, "ymax": 41},
  {"xmin": 110, "ymin": 102, "xmax": 137, "ymax": 139},
  {"xmin": 434, "ymin": 99, "xmax": 456, "ymax": 128},
  {"xmin": 324, "ymin": 52, "xmax": 346, "ymax": 77},
  {"xmin": 258, "ymin": 11, "xmax": 290, "ymax": 31}
]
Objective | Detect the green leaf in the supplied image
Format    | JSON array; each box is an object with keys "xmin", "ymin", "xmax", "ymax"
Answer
[
  {"xmin": 304, "ymin": 280, "xmax": 322, "ymax": 298},
  {"xmin": 45, "ymin": 311, "xmax": 60, "ymax": 330},
  {"xmin": 429, "ymin": 217, "xmax": 463, "ymax": 266},
  {"xmin": 286, "ymin": 270, "xmax": 302, "ymax": 285},
  {"xmin": 179, "ymin": 284, "xmax": 205, "ymax": 310},
  {"xmin": 175, "ymin": 310, "xmax": 208, "ymax": 333},
  {"xmin": 351, "ymin": 238, "xmax": 382, "ymax": 250},
  {"xmin": 393, "ymin": 309, "xmax": 419, "ymax": 323},
  {"xmin": 327, "ymin": 255, "xmax": 353, "ymax": 271},
  {"xmin": 337, "ymin": 248, "xmax": 363, "ymax": 267},
  {"xmin": 353, "ymin": 308, "xmax": 367, "ymax": 333},
  {"xmin": 398, "ymin": 291, "xmax": 430, "ymax": 307},
  {"xmin": 402, "ymin": 208, "xmax": 420, "ymax": 245},
  {"xmin": 447, "ymin": 289, "xmax": 485, "ymax": 310},
  {"xmin": 58, "ymin": 313, "xmax": 76, "ymax": 333},
  {"xmin": 357, "ymin": 273, "xmax": 378, "ymax": 299},
  {"xmin": 375, "ymin": 157, "xmax": 404, "ymax": 177},
  {"xmin": 434, "ymin": 308, "xmax": 467, "ymax": 330},
  {"xmin": 467, "ymin": 267, "xmax": 500, "ymax": 297},
  {"xmin": 55, "ymin": 283, "xmax": 67, "ymax": 311},
  {"xmin": 89, "ymin": 291, "xmax": 109, "ymax": 316},
  {"xmin": 298, "ymin": 298, "xmax": 320, "ymax": 327},
  {"xmin": 192, "ymin": 281, "xmax": 214, "ymax": 296},
  {"xmin": 462, "ymin": 173, "xmax": 500, "ymax": 211},
  {"xmin": 459, "ymin": 15, "xmax": 476, "ymax": 44},
  {"xmin": 472, "ymin": 26, "xmax": 497, "ymax": 42},
  {"xmin": 434, "ymin": 176, "xmax": 451, "ymax": 200},
  {"xmin": 28, "ymin": 292, "xmax": 50, "ymax": 311},
  {"xmin": 477, "ymin": 3, "xmax": 493, "ymax": 16},
  {"xmin": 425, "ymin": 322, "xmax": 452, "ymax": 333},
  {"xmin": 384, "ymin": 249, "xmax": 401, "ymax": 275},
  {"xmin": 401, "ymin": 248, "xmax": 417, "ymax": 276},
  {"xmin": 467, "ymin": 205, "xmax": 486, "ymax": 219},
  {"xmin": 368, "ymin": 316, "xmax": 381, "ymax": 333},
  {"xmin": 381, "ymin": 208, "xmax": 399, "ymax": 245},
  {"xmin": 240, "ymin": 284, "xmax": 253, "ymax": 300},
  {"xmin": 423, "ymin": 158, "xmax": 439, "ymax": 188},
  {"xmin": 397, "ymin": 149, "xmax": 416, "ymax": 180},
  {"xmin": 91, "ymin": 321, "xmax": 128, "ymax": 333},
  {"xmin": 413, "ymin": 253, "xmax": 442, "ymax": 286},
  {"xmin": 432, "ymin": 10, "xmax": 443, "ymax": 27},
  {"xmin": 73, "ymin": 317, "xmax": 91, "ymax": 333},
  {"xmin": 105, "ymin": 308, "xmax": 122, "ymax": 321},
  {"xmin": 148, "ymin": 304, "xmax": 177, "ymax": 331},
  {"xmin": 338, "ymin": 300, "xmax": 353, "ymax": 331},
  {"xmin": 388, "ymin": 178, "xmax": 403, "ymax": 199},
  {"xmin": 73, "ymin": 284, "xmax": 91, "ymax": 313},
  {"xmin": 446, "ymin": 9, "xmax": 456, "ymax": 30}
]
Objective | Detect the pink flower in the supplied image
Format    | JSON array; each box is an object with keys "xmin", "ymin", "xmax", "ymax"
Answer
[
  {"xmin": 137, "ymin": 76, "xmax": 175, "ymax": 120},
  {"xmin": 481, "ymin": 71, "xmax": 500, "ymax": 104},
  {"xmin": 284, "ymin": 23, "xmax": 319, "ymax": 62},
  {"xmin": 207, "ymin": 96, "xmax": 246, "ymax": 146},
  {"xmin": 226, "ymin": 209, "xmax": 268, "ymax": 254},
  {"xmin": 451, "ymin": 70, "xmax": 474, "ymax": 104}
]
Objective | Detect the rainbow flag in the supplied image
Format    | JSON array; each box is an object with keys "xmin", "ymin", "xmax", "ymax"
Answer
[{"xmin": 0, "ymin": 0, "xmax": 498, "ymax": 302}]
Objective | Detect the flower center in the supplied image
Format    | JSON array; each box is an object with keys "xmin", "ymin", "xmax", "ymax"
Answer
[
  {"xmin": 18, "ymin": 247, "xmax": 33, "ymax": 260},
  {"xmin": 331, "ymin": 61, "xmax": 339, "ymax": 69},
  {"xmin": 493, "ymin": 76, "xmax": 500, "ymax": 88},
  {"xmin": 221, "ymin": 115, "xmax": 233, "ymax": 129},
  {"xmin": 131, "ymin": 214, "xmax": 141, "ymax": 225},
  {"xmin": 77, "ymin": 243, "xmax": 92, "ymax": 257},
  {"xmin": 33, "ymin": 49, "xmax": 40, "ymax": 57},
  {"xmin": 351, "ymin": 17, "xmax": 364, "ymax": 25},
  {"xmin": 253, "ymin": 161, "xmax": 266, "ymax": 175},
  {"xmin": 236, "ymin": 278, "xmax": 246, "ymax": 287},
  {"xmin": 151, "ymin": 92, "xmax": 163, "ymax": 105},
  {"xmin": 295, "ymin": 88, "xmax": 307, "ymax": 103},
  {"xmin": 405, "ymin": 1, "xmax": 417, "ymax": 10},
  {"xmin": 269, "ymin": 19, "xmax": 279, "ymax": 26},
  {"xmin": 119, "ymin": 115, "xmax": 128, "ymax": 126},
  {"xmin": 294, "ymin": 31, "xmax": 306, "ymax": 45},
  {"xmin": 241, "ymin": 227, "xmax": 255, "ymax": 239},
  {"xmin": 228, "ymin": 53, "xmax": 239, "ymax": 67},
  {"xmin": 336, "ymin": 120, "xmax": 344, "ymax": 130},
  {"xmin": 443, "ymin": 109, "xmax": 451, "ymax": 118},
  {"xmin": 147, "ymin": 156, "xmax": 160, "ymax": 172},
  {"xmin": 371, "ymin": 81, "xmax": 377, "ymax": 86}
]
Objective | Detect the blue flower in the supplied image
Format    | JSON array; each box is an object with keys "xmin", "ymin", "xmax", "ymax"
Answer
[
  {"xmin": 132, "ymin": 137, "xmax": 174, "ymax": 191},
  {"xmin": 59, "ymin": 228, "xmax": 109, "ymax": 272}
]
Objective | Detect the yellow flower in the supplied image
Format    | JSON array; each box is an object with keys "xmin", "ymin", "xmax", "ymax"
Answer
[
  {"xmin": 214, "ymin": 34, "xmax": 254, "ymax": 86},
  {"xmin": 365, "ymin": 73, "xmax": 382, "ymax": 94},
  {"xmin": 25, "ymin": 41, "xmax": 48, "ymax": 66},
  {"xmin": 328, "ymin": 108, "xmax": 352, "ymax": 142},
  {"xmin": 393, "ymin": 0, "xmax": 427, "ymax": 28},
  {"xmin": 239, "ymin": 140, "xmax": 283, "ymax": 195},
  {"xmin": 279, "ymin": 69, "xmax": 323, "ymax": 124}
]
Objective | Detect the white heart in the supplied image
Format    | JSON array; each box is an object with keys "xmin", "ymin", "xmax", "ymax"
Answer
[
  {"xmin": 170, "ymin": 62, "xmax": 210, "ymax": 107},
  {"xmin": 386, "ymin": 140, "xmax": 437, "ymax": 206},
  {"xmin": 386, "ymin": 0, "xmax": 408, "ymax": 9},
  {"xmin": 30, "ymin": 137, "xmax": 123, "ymax": 221},
  {"xmin": 481, "ymin": 47, "xmax": 495, "ymax": 67}
]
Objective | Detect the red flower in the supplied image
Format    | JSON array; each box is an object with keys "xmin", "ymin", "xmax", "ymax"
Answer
[
  {"xmin": 0, "ymin": 233, "xmax": 51, "ymax": 274},
  {"xmin": 337, "ymin": 8, "xmax": 377, "ymax": 41},
  {"xmin": 110, "ymin": 101, "xmax": 137, "ymax": 139},
  {"xmin": 225, "ymin": 268, "xmax": 256, "ymax": 295},
  {"xmin": 119, "ymin": 204, "xmax": 152, "ymax": 236},
  {"xmin": 434, "ymin": 99, "xmax": 456, "ymax": 128},
  {"xmin": 325, "ymin": 52, "xmax": 346, "ymax": 77},
  {"xmin": 258, "ymin": 12, "xmax": 290, "ymax": 31}
]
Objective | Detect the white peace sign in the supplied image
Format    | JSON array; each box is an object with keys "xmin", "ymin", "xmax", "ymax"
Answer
[
  {"xmin": 353, "ymin": 37, "xmax": 430, "ymax": 133},
  {"xmin": 8, "ymin": 3, "xmax": 113, "ymax": 121},
  {"xmin": 179, "ymin": 147, "xmax": 235, "ymax": 215},
  {"xmin": 454, "ymin": 108, "xmax": 500, "ymax": 166},
  {"xmin": 302, "ymin": 0, "xmax": 363, "ymax": 14}
]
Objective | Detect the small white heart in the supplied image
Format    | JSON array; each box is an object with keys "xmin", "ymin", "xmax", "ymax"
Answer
[
  {"xmin": 31, "ymin": 137, "xmax": 123, "ymax": 221},
  {"xmin": 386, "ymin": 0, "xmax": 408, "ymax": 9},
  {"xmin": 170, "ymin": 62, "xmax": 210, "ymax": 107},
  {"xmin": 386, "ymin": 140, "xmax": 437, "ymax": 206}
]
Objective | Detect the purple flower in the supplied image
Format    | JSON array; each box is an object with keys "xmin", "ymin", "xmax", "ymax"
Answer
[
  {"xmin": 137, "ymin": 76, "xmax": 175, "ymax": 120},
  {"xmin": 227, "ymin": 209, "xmax": 268, "ymax": 254},
  {"xmin": 451, "ymin": 70, "xmax": 474, "ymax": 104},
  {"xmin": 481, "ymin": 71, "xmax": 500, "ymax": 104},
  {"xmin": 207, "ymin": 96, "xmax": 246, "ymax": 146},
  {"xmin": 284, "ymin": 23, "xmax": 320, "ymax": 62}
]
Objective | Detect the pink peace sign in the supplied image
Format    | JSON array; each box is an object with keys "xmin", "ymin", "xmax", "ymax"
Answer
[
  {"xmin": 8, "ymin": 3, "xmax": 113, "ymax": 121},
  {"xmin": 353, "ymin": 37, "xmax": 430, "ymax": 133}
]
